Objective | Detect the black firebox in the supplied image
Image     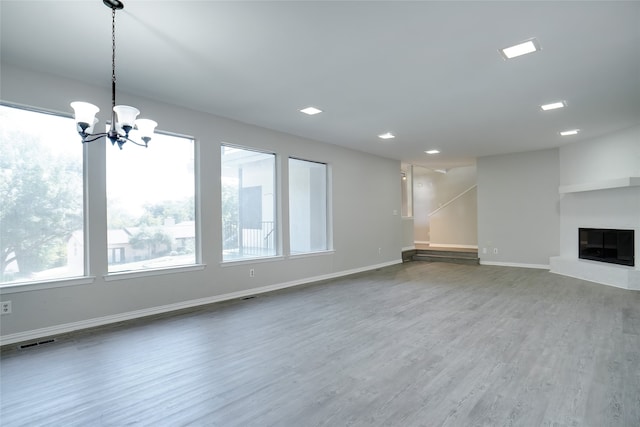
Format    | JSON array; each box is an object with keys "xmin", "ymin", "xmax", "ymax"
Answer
[{"xmin": 579, "ymin": 228, "xmax": 635, "ymax": 267}]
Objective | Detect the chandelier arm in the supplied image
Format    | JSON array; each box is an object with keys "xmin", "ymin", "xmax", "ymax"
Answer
[
  {"xmin": 81, "ymin": 132, "xmax": 109, "ymax": 143},
  {"xmin": 123, "ymin": 136, "xmax": 149, "ymax": 148}
]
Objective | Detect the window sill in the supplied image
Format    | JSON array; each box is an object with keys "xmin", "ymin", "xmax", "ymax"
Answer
[
  {"xmin": 104, "ymin": 264, "xmax": 206, "ymax": 282},
  {"xmin": 220, "ymin": 256, "xmax": 285, "ymax": 267},
  {"xmin": 289, "ymin": 250, "xmax": 335, "ymax": 260},
  {"xmin": 220, "ymin": 250, "xmax": 336, "ymax": 265},
  {"xmin": 0, "ymin": 276, "xmax": 96, "ymax": 295}
]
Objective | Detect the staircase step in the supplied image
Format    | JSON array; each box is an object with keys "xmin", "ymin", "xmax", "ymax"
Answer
[
  {"xmin": 416, "ymin": 249, "xmax": 478, "ymax": 258},
  {"xmin": 412, "ymin": 253, "xmax": 479, "ymax": 265},
  {"xmin": 409, "ymin": 248, "xmax": 480, "ymax": 265}
]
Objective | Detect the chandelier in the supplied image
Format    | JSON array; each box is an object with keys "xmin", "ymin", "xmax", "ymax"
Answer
[{"xmin": 70, "ymin": 0, "xmax": 157, "ymax": 149}]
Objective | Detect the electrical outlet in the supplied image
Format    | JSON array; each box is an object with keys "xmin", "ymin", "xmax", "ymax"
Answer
[
  {"xmin": 482, "ymin": 247, "xmax": 487, "ymax": 254},
  {"xmin": 249, "ymin": 268, "xmax": 255, "ymax": 277},
  {"xmin": 493, "ymin": 248, "xmax": 499, "ymax": 254},
  {"xmin": 1, "ymin": 301, "xmax": 12, "ymax": 315},
  {"xmin": 378, "ymin": 248, "xmax": 382, "ymax": 255}
]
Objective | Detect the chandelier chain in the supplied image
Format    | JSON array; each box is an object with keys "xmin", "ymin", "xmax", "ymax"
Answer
[{"xmin": 111, "ymin": 7, "xmax": 117, "ymax": 108}]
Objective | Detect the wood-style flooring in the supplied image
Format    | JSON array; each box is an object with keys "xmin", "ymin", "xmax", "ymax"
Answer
[{"xmin": 1, "ymin": 262, "xmax": 639, "ymax": 426}]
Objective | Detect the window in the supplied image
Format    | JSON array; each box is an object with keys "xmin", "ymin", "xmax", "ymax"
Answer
[
  {"xmin": 106, "ymin": 132, "xmax": 196, "ymax": 273},
  {"xmin": 289, "ymin": 158, "xmax": 328, "ymax": 254},
  {"xmin": 0, "ymin": 104, "xmax": 84, "ymax": 284},
  {"xmin": 221, "ymin": 145, "xmax": 276, "ymax": 261}
]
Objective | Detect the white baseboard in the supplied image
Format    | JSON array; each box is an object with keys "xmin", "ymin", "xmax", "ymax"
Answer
[
  {"xmin": 480, "ymin": 261, "xmax": 550, "ymax": 270},
  {"xmin": 549, "ymin": 256, "xmax": 640, "ymax": 291},
  {"xmin": 0, "ymin": 259, "xmax": 402, "ymax": 346},
  {"xmin": 548, "ymin": 270, "xmax": 632, "ymax": 290}
]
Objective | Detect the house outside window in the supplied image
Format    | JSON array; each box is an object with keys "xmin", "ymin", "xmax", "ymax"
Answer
[
  {"xmin": 221, "ymin": 145, "xmax": 277, "ymax": 261},
  {"xmin": 106, "ymin": 131, "xmax": 196, "ymax": 273},
  {"xmin": 0, "ymin": 104, "xmax": 84, "ymax": 285}
]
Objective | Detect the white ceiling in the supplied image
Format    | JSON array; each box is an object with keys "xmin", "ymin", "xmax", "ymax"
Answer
[{"xmin": 2, "ymin": 1, "xmax": 639, "ymax": 169}]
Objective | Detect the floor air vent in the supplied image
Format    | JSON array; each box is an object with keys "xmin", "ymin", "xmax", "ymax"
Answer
[{"xmin": 18, "ymin": 338, "xmax": 56, "ymax": 350}]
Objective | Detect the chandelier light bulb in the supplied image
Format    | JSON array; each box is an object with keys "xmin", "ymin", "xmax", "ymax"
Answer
[
  {"xmin": 86, "ymin": 118, "xmax": 100, "ymax": 134},
  {"xmin": 135, "ymin": 119, "xmax": 158, "ymax": 146},
  {"xmin": 70, "ymin": 101, "xmax": 100, "ymax": 132},
  {"xmin": 113, "ymin": 105, "xmax": 140, "ymax": 133}
]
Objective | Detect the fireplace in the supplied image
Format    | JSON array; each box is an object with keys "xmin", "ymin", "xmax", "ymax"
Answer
[{"xmin": 579, "ymin": 228, "xmax": 635, "ymax": 267}]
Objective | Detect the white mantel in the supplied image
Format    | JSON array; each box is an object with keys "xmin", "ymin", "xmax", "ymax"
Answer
[{"xmin": 558, "ymin": 176, "xmax": 640, "ymax": 194}]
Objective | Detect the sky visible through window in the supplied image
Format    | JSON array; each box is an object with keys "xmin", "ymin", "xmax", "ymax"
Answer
[
  {"xmin": 106, "ymin": 129, "xmax": 194, "ymax": 217},
  {"xmin": 1, "ymin": 105, "xmax": 79, "ymax": 159}
]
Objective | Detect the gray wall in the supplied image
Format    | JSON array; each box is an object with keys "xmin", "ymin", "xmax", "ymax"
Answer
[
  {"xmin": 0, "ymin": 64, "xmax": 403, "ymax": 340},
  {"xmin": 477, "ymin": 149, "xmax": 560, "ymax": 267}
]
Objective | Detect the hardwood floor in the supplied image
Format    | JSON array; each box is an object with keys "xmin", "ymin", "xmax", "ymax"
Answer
[{"xmin": 1, "ymin": 262, "xmax": 639, "ymax": 426}]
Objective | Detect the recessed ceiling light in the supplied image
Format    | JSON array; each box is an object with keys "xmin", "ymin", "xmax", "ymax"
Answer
[
  {"xmin": 499, "ymin": 38, "xmax": 540, "ymax": 59},
  {"xmin": 560, "ymin": 129, "xmax": 580, "ymax": 136},
  {"xmin": 540, "ymin": 101, "xmax": 567, "ymax": 111},
  {"xmin": 425, "ymin": 149, "xmax": 440, "ymax": 155},
  {"xmin": 300, "ymin": 106, "xmax": 322, "ymax": 115},
  {"xmin": 378, "ymin": 132, "xmax": 395, "ymax": 139}
]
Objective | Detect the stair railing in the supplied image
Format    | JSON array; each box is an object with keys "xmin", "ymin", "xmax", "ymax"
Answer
[{"xmin": 427, "ymin": 185, "xmax": 477, "ymax": 217}]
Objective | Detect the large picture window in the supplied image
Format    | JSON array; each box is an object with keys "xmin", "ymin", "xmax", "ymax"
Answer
[
  {"xmin": 221, "ymin": 145, "xmax": 277, "ymax": 261},
  {"xmin": 289, "ymin": 158, "xmax": 328, "ymax": 254},
  {"xmin": 0, "ymin": 104, "xmax": 84, "ymax": 284},
  {"xmin": 106, "ymin": 132, "xmax": 196, "ymax": 273}
]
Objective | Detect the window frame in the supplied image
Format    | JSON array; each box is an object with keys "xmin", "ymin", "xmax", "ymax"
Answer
[
  {"xmin": 105, "ymin": 128, "xmax": 200, "ymax": 276},
  {"xmin": 0, "ymin": 102, "xmax": 89, "ymax": 289},
  {"xmin": 220, "ymin": 143, "xmax": 280, "ymax": 263},
  {"xmin": 0, "ymin": 102, "xmax": 206, "ymax": 291}
]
